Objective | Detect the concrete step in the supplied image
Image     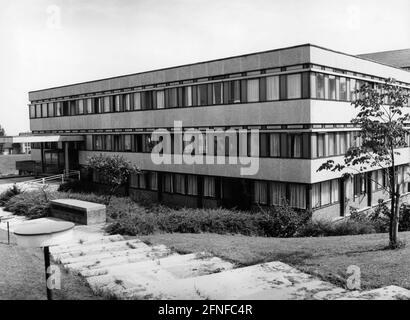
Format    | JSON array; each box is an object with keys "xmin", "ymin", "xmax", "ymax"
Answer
[
  {"xmin": 52, "ymin": 239, "xmax": 147, "ymax": 262},
  {"xmin": 157, "ymin": 261, "xmax": 343, "ymax": 300},
  {"xmin": 60, "ymin": 243, "xmax": 166, "ymax": 265},
  {"xmin": 68, "ymin": 245, "xmax": 174, "ymax": 275},
  {"xmin": 85, "ymin": 252, "xmax": 235, "ymax": 299},
  {"xmin": 50, "ymin": 235, "xmax": 125, "ymax": 254}
]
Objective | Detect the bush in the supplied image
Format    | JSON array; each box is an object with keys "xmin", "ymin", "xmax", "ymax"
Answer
[
  {"xmin": 58, "ymin": 180, "xmax": 96, "ymax": 194},
  {"xmin": 4, "ymin": 190, "xmax": 52, "ymax": 219},
  {"xmin": 106, "ymin": 202, "xmax": 312, "ymax": 237},
  {"xmin": 297, "ymin": 219, "xmax": 377, "ymax": 237},
  {"xmin": 0, "ymin": 184, "xmax": 22, "ymax": 206},
  {"xmin": 2, "ymin": 189, "xmax": 106, "ymax": 219}
]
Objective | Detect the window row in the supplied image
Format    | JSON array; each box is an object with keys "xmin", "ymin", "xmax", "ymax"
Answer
[
  {"xmin": 33, "ymin": 69, "xmax": 410, "ymax": 119},
  {"xmin": 30, "ymin": 73, "xmax": 311, "ymax": 118},
  {"xmin": 253, "ymin": 181, "xmax": 307, "ymax": 209},
  {"xmin": 90, "ymin": 131, "xmax": 371, "ymax": 159},
  {"xmin": 128, "ymin": 172, "xmax": 216, "ymax": 198}
]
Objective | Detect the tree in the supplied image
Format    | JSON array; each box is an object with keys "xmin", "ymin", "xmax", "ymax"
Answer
[
  {"xmin": 0, "ymin": 125, "xmax": 5, "ymax": 155},
  {"xmin": 318, "ymin": 78, "xmax": 410, "ymax": 248},
  {"xmin": 87, "ymin": 154, "xmax": 140, "ymax": 205}
]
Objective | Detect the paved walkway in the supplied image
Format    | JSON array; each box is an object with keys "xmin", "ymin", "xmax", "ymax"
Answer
[{"xmin": 1, "ymin": 213, "xmax": 410, "ymax": 300}]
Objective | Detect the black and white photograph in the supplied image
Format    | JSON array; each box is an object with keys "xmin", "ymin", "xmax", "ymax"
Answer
[{"xmin": 1, "ymin": 0, "xmax": 410, "ymax": 309}]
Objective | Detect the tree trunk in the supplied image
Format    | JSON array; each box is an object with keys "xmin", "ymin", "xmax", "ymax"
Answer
[{"xmin": 390, "ymin": 184, "xmax": 401, "ymax": 248}]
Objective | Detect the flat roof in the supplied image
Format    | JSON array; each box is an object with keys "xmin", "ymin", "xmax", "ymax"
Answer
[
  {"xmin": 358, "ymin": 49, "xmax": 410, "ymax": 69},
  {"xmin": 28, "ymin": 43, "xmax": 410, "ymax": 101}
]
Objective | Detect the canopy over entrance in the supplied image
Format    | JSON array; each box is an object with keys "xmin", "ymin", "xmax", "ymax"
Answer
[{"xmin": 0, "ymin": 135, "xmax": 84, "ymax": 144}]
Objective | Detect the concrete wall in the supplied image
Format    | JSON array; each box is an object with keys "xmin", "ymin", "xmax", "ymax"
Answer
[
  {"xmin": 129, "ymin": 188, "xmax": 159, "ymax": 203},
  {"xmin": 161, "ymin": 193, "xmax": 198, "ymax": 208},
  {"xmin": 78, "ymin": 151, "xmax": 312, "ymax": 183},
  {"xmin": 30, "ymin": 99, "xmax": 312, "ymax": 132}
]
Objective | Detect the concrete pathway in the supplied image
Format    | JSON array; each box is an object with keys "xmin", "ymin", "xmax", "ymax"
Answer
[{"xmin": 1, "ymin": 214, "xmax": 410, "ymax": 300}]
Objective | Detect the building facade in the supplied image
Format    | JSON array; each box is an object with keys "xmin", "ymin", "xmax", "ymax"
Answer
[{"xmin": 26, "ymin": 44, "xmax": 410, "ymax": 220}]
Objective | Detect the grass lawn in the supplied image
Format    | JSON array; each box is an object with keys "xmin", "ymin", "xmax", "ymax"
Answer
[
  {"xmin": 0, "ymin": 229, "xmax": 101, "ymax": 300},
  {"xmin": 140, "ymin": 231, "xmax": 410, "ymax": 290}
]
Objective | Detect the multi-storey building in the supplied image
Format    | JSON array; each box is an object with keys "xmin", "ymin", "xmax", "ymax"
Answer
[{"xmin": 23, "ymin": 44, "xmax": 410, "ymax": 220}]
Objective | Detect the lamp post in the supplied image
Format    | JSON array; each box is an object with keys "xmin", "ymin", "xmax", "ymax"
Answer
[{"xmin": 14, "ymin": 220, "xmax": 74, "ymax": 300}]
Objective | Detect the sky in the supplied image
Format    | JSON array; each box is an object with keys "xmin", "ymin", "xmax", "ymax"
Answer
[{"xmin": 1, "ymin": 0, "xmax": 409, "ymax": 135}]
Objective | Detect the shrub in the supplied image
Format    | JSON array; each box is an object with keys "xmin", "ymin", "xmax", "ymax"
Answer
[
  {"xmin": 399, "ymin": 205, "xmax": 410, "ymax": 232},
  {"xmin": 0, "ymin": 184, "xmax": 22, "ymax": 206},
  {"xmin": 4, "ymin": 190, "xmax": 53, "ymax": 219},
  {"xmin": 105, "ymin": 202, "xmax": 311, "ymax": 237},
  {"xmin": 58, "ymin": 180, "xmax": 96, "ymax": 194},
  {"xmin": 297, "ymin": 219, "xmax": 377, "ymax": 237},
  {"xmin": 2, "ymin": 189, "xmax": 106, "ymax": 219}
]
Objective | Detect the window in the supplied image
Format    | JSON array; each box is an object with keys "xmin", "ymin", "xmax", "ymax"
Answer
[
  {"xmin": 266, "ymin": 76, "xmax": 279, "ymax": 100},
  {"xmin": 131, "ymin": 173, "xmax": 146, "ymax": 189},
  {"xmin": 124, "ymin": 135, "xmax": 132, "ymax": 151},
  {"xmin": 86, "ymin": 99, "xmax": 93, "ymax": 114},
  {"xmin": 103, "ymin": 96, "xmax": 111, "ymax": 112},
  {"xmin": 354, "ymin": 174, "xmax": 366, "ymax": 196},
  {"xmin": 317, "ymin": 134, "xmax": 325, "ymax": 157},
  {"xmin": 42, "ymin": 103, "xmax": 48, "ymax": 118},
  {"xmin": 148, "ymin": 172, "xmax": 158, "ymax": 190},
  {"xmin": 35, "ymin": 104, "xmax": 41, "ymax": 118},
  {"xmin": 340, "ymin": 77, "xmax": 348, "ymax": 100},
  {"xmin": 376, "ymin": 169, "xmax": 384, "ymax": 190},
  {"xmin": 78, "ymin": 100, "xmax": 84, "ymax": 114},
  {"xmin": 287, "ymin": 74, "xmax": 301, "ymax": 99},
  {"xmin": 260, "ymin": 133, "xmax": 269, "ymax": 157},
  {"xmin": 312, "ymin": 184, "xmax": 321, "ymax": 208},
  {"xmin": 328, "ymin": 133, "xmax": 335, "ymax": 156},
  {"xmin": 289, "ymin": 184, "xmax": 306, "ymax": 209},
  {"xmin": 133, "ymin": 92, "xmax": 141, "ymax": 110},
  {"xmin": 212, "ymin": 82, "xmax": 223, "ymax": 105},
  {"xmin": 197, "ymin": 84, "xmax": 208, "ymax": 106},
  {"xmin": 47, "ymin": 103, "xmax": 54, "ymax": 117},
  {"xmin": 184, "ymin": 86, "xmax": 192, "ymax": 107},
  {"xmin": 142, "ymin": 134, "xmax": 153, "ymax": 153},
  {"xmin": 174, "ymin": 174, "xmax": 185, "ymax": 194},
  {"xmin": 156, "ymin": 90, "xmax": 165, "ymax": 109},
  {"xmin": 29, "ymin": 105, "xmax": 36, "ymax": 118},
  {"xmin": 105, "ymin": 135, "xmax": 112, "ymax": 151},
  {"xmin": 269, "ymin": 133, "xmax": 280, "ymax": 157},
  {"xmin": 321, "ymin": 181, "xmax": 331, "ymax": 205},
  {"xmin": 328, "ymin": 75, "xmax": 336, "ymax": 100},
  {"xmin": 289, "ymin": 134, "xmax": 302, "ymax": 158},
  {"xmin": 55, "ymin": 102, "xmax": 62, "ymax": 116},
  {"xmin": 203, "ymin": 176, "xmax": 216, "ymax": 197},
  {"xmin": 162, "ymin": 173, "xmax": 174, "ymax": 193},
  {"xmin": 186, "ymin": 175, "xmax": 198, "ymax": 195},
  {"xmin": 166, "ymin": 88, "xmax": 178, "ymax": 108},
  {"xmin": 142, "ymin": 91, "xmax": 154, "ymax": 110},
  {"xmin": 339, "ymin": 132, "xmax": 347, "ymax": 154},
  {"xmin": 254, "ymin": 181, "xmax": 268, "ymax": 205},
  {"xmin": 316, "ymin": 73, "xmax": 325, "ymax": 99},
  {"xmin": 331, "ymin": 179, "xmax": 339, "ymax": 203},
  {"xmin": 227, "ymin": 80, "xmax": 241, "ymax": 103},
  {"xmin": 69, "ymin": 100, "xmax": 76, "ymax": 115},
  {"xmin": 114, "ymin": 95, "xmax": 122, "ymax": 112},
  {"xmin": 350, "ymin": 78, "xmax": 357, "ymax": 101},
  {"xmin": 124, "ymin": 94, "xmax": 131, "ymax": 111},
  {"xmin": 94, "ymin": 135, "xmax": 103, "ymax": 150},
  {"xmin": 247, "ymin": 79, "xmax": 259, "ymax": 102},
  {"xmin": 269, "ymin": 182, "xmax": 286, "ymax": 206},
  {"xmin": 113, "ymin": 135, "xmax": 124, "ymax": 152}
]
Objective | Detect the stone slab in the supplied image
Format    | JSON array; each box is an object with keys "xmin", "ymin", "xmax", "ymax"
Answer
[{"xmin": 50, "ymin": 199, "xmax": 106, "ymax": 225}]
